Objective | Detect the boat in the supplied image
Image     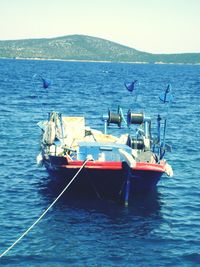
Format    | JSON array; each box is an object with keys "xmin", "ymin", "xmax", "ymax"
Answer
[{"xmin": 37, "ymin": 85, "xmax": 173, "ymax": 205}]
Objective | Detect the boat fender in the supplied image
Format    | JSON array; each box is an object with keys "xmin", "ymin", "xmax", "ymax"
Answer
[
  {"xmin": 164, "ymin": 162, "xmax": 173, "ymax": 177},
  {"xmin": 36, "ymin": 153, "xmax": 43, "ymax": 166}
]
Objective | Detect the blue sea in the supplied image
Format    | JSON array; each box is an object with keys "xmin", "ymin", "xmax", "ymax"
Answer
[{"xmin": 0, "ymin": 59, "xmax": 199, "ymax": 266}]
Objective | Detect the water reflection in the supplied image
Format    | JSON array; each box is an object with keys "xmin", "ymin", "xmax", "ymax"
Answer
[
  {"xmin": 40, "ymin": 175, "xmax": 161, "ymax": 206},
  {"xmin": 37, "ymin": 174, "xmax": 164, "ymax": 238}
]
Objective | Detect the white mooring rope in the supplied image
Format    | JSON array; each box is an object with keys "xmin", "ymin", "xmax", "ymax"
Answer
[{"xmin": 0, "ymin": 159, "xmax": 89, "ymax": 258}]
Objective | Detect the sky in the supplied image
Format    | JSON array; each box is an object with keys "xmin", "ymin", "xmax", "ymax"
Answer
[{"xmin": 0, "ymin": 0, "xmax": 199, "ymax": 54}]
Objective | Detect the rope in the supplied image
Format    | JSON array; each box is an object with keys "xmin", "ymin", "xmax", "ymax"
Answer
[{"xmin": 0, "ymin": 159, "xmax": 90, "ymax": 258}]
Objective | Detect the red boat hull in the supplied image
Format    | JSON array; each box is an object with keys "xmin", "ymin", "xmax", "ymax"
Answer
[{"xmin": 44, "ymin": 155, "xmax": 166, "ymax": 202}]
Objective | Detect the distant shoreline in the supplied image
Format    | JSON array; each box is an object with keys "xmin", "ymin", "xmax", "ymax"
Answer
[
  {"xmin": 1, "ymin": 35, "xmax": 200, "ymax": 64},
  {"xmin": 0, "ymin": 56, "xmax": 200, "ymax": 65}
]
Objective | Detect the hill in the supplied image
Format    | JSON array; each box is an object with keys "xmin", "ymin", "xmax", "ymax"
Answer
[{"xmin": 0, "ymin": 34, "xmax": 199, "ymax": 64}]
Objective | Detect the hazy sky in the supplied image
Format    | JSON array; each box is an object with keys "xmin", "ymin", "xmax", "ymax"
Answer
[{"xmin": 0, "ymin": 0, "xmax": 199, "ymax": 53}]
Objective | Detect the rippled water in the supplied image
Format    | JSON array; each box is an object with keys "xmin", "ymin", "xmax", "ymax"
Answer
[{"xmin": 0, "ymin": 59, "xmax": 199, "ymax": 266}]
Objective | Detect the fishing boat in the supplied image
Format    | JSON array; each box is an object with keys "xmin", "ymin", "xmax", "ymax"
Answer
[{"xmin": 37, "ymin": 85, "xmax": 173, "ymax": 205}]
